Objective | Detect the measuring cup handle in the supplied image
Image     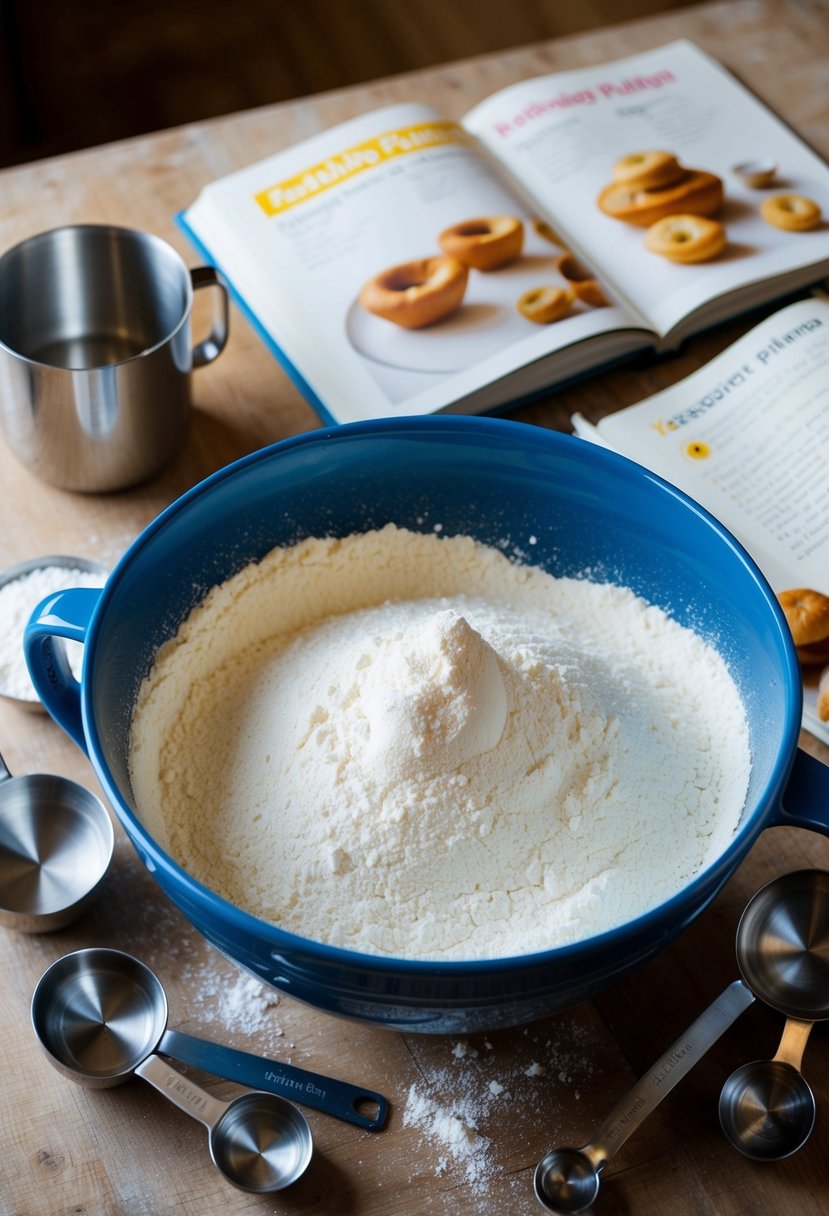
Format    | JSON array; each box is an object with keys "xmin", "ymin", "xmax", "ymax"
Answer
[
  {"xmin": 135, "ymin": 1053, "xmax": 226, "ymax": 1129},
  {"xmin": 23, "ymin": 587, "xmax": 102, "ymax": 753},
  {"xmin": 190, "ymin": 266, "xmax": 229, "ymax": 368},
  {"xmin": 775, "ymin": 748, "xmax": 829, "ymax": 835}
]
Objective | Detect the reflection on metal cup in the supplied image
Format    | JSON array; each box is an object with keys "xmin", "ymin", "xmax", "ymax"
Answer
[{"xmin": 0, "ymin": 224, "xmax": 229, "ymax": 492}]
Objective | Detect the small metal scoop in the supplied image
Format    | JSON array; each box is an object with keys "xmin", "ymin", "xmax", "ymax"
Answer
[
  {"xmin": 717, "ymin": 868, "xmax": 829, "ymax": 1160},
  {"xmin": 32, "ymin": 947, "xmax": 387, "ymax": 1129},
  {"xmin": 31, "ymin": 950, "xmax": 312, "ymax": 1193},
  {"xmin": 0, "ymin": 749, "xmax": 113, "ymax": 932},
  {"xmin": 719, "ymin": 1017, "xmax": 815, "ymax": 1160},
  {"xmin": 533, "ymin": 979, "xmax": 754, "ymax": 1213},
  {"xmin": 33, "ymin": 947, "xmax": 386, "ymax": 1129}
]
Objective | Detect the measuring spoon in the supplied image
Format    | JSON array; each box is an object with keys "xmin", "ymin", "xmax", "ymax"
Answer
[
  {"xmin": 533, "ymin": 979, "xmax": 754, "ymax": 1214},
  {"xmin": 535, "ymin": 868, "xmax": 829, "ymax": 1211},
  {"xmin": 0, "ymin": 749, "xmax": 113, "ymax": 932},
  {"xmin": 715, "ymin": 867, "xmax": 829, "ymax": 1161},
  {"xmin": 31, "ymin": 947, "xmax": 388, "ymax": 1130},
  {"xmin": 31, "ymin": 949, "xmax": 312, "ymax": 1193},
  {"xmin": 718, "ymin": 1017, "xmax": 815, "ymax": 1160}
]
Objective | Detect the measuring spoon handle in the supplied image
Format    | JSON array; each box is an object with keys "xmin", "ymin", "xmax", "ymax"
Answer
[
  {"xmin": 587, "ymin": 979, "xmax": 755, "ymax": 1170},
  {"xmin": 159, "ymin": 1027, "xmax": 389, "ymax": 1131},
  {"xmin": 136, "ymin": 1052, "xmax": 227, "ymax": 1129}
]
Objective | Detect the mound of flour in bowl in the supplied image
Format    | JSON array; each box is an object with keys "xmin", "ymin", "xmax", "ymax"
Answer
[{"xmin": 128, "ymin": 525, "xmax": 751, "ymax": 960}]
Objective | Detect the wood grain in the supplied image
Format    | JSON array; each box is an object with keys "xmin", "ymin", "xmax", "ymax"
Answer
[{"xmin": 0, "ymin": 2, "xmax": 828, "ymax": 1213}]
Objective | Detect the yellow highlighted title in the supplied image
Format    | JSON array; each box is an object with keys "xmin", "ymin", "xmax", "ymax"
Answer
[{"xmin": 253, "ymin": 122, "xmax": 467, "ymax": 216}]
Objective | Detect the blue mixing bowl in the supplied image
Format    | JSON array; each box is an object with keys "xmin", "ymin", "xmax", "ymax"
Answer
[{"xmin": 24, "ymin": 416, "xmax": 829, "ymax": 1032}]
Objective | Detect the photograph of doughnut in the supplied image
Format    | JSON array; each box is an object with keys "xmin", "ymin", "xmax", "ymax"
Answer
[
  {"xmin": 596, "ymin": 148, "xmax": 822, "ymax": 265},
  {"xmin": 347, "ymin": 213, "xmax": 610, "ymax": 376}
]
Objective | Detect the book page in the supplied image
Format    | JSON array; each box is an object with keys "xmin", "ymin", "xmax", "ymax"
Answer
[
  {"xmin": 575, "ymin": 296, "xmax": 829, "ymax": 743},
  {"xmin": 463, "ymin": 41, "xmax": 829, "ymax": 338},
  {"xmin": 182, "ymin": 103, "xmax": 647, "ymax": 424}
]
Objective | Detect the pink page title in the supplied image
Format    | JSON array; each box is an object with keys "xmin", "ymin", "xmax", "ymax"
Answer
[{"xmin": 492, "ymin": 68, "xmax": 676, "ymax": 137}]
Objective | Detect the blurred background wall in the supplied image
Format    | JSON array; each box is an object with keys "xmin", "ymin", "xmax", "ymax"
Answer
[{"xmin": 0, "ymin": 0, "xmax": 704, "ymax": 169}]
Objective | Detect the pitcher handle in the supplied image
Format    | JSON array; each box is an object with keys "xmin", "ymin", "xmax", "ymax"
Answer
[
  {"xmin": 23, "ymin": 587, "xmax": 102, "ymax": 753},
  {"xmin": 190, "ymin": 265, "xmax": 229, "ymax": 368},
  {"xmin": 774, "ymin": 748, "xmax": 829, "ymax": 834}
]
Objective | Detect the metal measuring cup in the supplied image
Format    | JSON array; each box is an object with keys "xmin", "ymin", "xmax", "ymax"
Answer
[
  {"xmin": 31, "ymin": 949, "xmax": 312, "ymax": 1193},
  {"xmin": 31, "ymin": 946, "xmax": 387, "ymax": 1129},
  {"xmin": 718, "ymin": 868, "xmax": 829, "ymax": 1161},
  {"xmin": 0, "ymin": 749, "xmax": 113, "ymax": 932}
]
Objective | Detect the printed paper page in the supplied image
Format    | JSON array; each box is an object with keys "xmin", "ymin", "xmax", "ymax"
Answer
[
  {"xmin": 183, "ymin": 103, "xmax": 645, "ymax": 423},
  {"xmin": 586, "ymin": 296, "xmax": 829, "ymax": 743},
  {"xmin": 464, "ymin": 41, "xmax": 829, "ymax": 337}
]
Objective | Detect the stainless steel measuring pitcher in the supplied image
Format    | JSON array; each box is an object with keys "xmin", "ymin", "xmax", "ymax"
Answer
[{"xmin": 0, "ymin": 224, "xmax": 229, "ymax": 491}]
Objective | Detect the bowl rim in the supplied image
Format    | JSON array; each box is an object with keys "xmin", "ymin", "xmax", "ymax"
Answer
[{"xmin": 80, "ymin": 414, "xmax": 803, "ymax": 976}]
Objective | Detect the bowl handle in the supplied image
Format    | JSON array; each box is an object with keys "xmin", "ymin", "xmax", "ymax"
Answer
[
  {"xmin": 775, "ymin": 748, "xmax": 829, "ymax": 834},
  {"xmin": 23, "ymin": 587, "xmax": 102, "ymax": 753}
]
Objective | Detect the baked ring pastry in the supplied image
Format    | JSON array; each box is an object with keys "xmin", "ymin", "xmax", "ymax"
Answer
[
  {"xmin": 760, "ymin": 193, "xmax": 822, "ymax": 232},
  {"xmin": 439, "ymin": 215, "xmax": 524, "ymax": 271},
  {"xmin": 517, "ymin": 286, "xmax": 572, "ymax": 324},
  {"xmin": 612, "ymin": 151, "xmax": 685, "ymax": 190},
  {"xmin": 532, "ymin": 217, "xmax": 566, "ymax": 248},
  {"xmin": 555, "ymin": 253, "xmax": 608, "ymax": 306},
  {"xmin": 597, "ymin": 170, "xmax": 724, "ymax": 227},
  {"xmin": 644, "ymin": 215, "xmax": 727, "ymax": 263},
  {"xmin": 359, "ymin": 255, "xmax": 468, "ymax": 329},
  {"xmin": 778, "ymin": 588, "xmax": 829, "ymax": 646}
]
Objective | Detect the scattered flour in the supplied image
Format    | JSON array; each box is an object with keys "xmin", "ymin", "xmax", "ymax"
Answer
[
  {"xmin": 0, "ymin": 563, "xmax": 106, "ymax": 700},
  {"xmin": 129, "ymin": 525, "xmax": 751, "ymax": 961},
  {"xmin": 404, "ymin": 1024, "xmax": 595, "ymax": 1197}
]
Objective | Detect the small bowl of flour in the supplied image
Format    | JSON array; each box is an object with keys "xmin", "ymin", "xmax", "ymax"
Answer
[{"xmin": 0, "ymin": 556, "xmax": 108, "ymax": 711}]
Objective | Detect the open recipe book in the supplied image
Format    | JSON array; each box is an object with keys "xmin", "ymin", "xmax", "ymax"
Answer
[
  {"xmin": 573, "ymin": 293, "xmax": 829, "ymax": 746},
  {"xmin": 180, "ymin": 39, "xmax": 829, "ymax": 425}
]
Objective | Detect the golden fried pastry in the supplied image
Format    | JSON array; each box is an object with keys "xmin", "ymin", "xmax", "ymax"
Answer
[
  {"xmin": 554, "ymin": 253, "xmax": 609, "ymax": 306},
  {"xmin": 644, "ymin": 215, "xmax": 727, "ymax": 263},
  {"xmin": 359, "ymin": 255, "xmax": 468, "ymax": 329},
  {"xmin": 612, "ymin": 151, "xmax": 685, "ymax": 190},
  {"xmin": 778, "ymin": 588, "xmax": 829, "ymax": 646},
  {"xmin": 760, "ymin": 193, "xmax": 822, "ymax": 232},
  {"xmin": 517, "ymin": 286, "xmax": 573, "ymax": 324},
  {"xmin": 597, "ymin": 170, "xmax": 724, "ymax": 227},
  {"xmin": 438, "ymin": 215, "xmax": 524, "ymax": 271}
]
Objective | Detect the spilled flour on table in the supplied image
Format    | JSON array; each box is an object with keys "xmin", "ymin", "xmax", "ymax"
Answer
[
  {"xmin": 180, "ymin": 959, "xmax": 287, "ymax": 1045},
  {"xmin": 403, "ymin": 1024, "xmax": 596, "ymax": 1196}
]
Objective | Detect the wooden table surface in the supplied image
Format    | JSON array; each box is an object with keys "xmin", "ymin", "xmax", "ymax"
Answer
[{"xmin": 1, "ymin": 1, "xmax": 828, "ymax": 1213}]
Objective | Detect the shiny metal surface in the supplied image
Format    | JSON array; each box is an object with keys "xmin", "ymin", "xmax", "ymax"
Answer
[
  {"xmin": 32, "ymin": 945, "xmax": 387, "ymax": 1126},
  {"xmin": 713, "ymin": 870, "xmax": 829, "ymax": 1162},
  {"xmin": 534, "ymin": 980, "xmax": 755, "ymax": 1213},
  {"xmin": 0, "ymin": 753, "xmax": 113, "ymax": 932},
  {"xmin": 0, "ymin": 224, "xmax": 228, "ymax": 491},
  {"xmin": 31, "ymin": 949, "xmax": 168, "ymax": 1084},
  {"xmin": 31, "ymin": 948, "xmax": 313, "ymax": 1192},
  {"xmin": 0, "ymin": 554, "xmax": 108, "ymax": 711},
  {"xmin": 719, "ymin": 1019, "xmax": 816, "ymax": 1160},
  {"xmin": 134, "ymin": 1053, "xmax": 313, "ymax": 1193},
  {"xmin": 735, "ymin": 869, "xmax": 829, "ymax": 1021}
]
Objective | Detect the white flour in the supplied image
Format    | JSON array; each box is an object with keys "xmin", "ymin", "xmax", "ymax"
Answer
[
  {"xmin": 129, "ymin": 525, "xmax": 751, "ymax": 960},
  {"xmin": 0, "ymin": 564, "xmax": 106, "ymax": 700}
]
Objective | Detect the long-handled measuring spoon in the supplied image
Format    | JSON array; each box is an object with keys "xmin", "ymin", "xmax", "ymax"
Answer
[
  {"xmin": 535, "ymin": 868, "xmax": 829, "ymax": 1212},
  {"xmin": 716, "ymin": 867, "xmax": 829, "ymax": 1161},
  {"xmin": 31, "ymin": 948, "xmax": 388, "ymax": 1131},
  {"xmin": 31, "ymin": 949, "xmax": 311, "ymax": 1193},
  {"xmin": 533, "ymin": 979, "xmax": 754, "ymax": 1214},
  {"xmin": 718, "ymin": 1017, "xmax": 815, "ymax": 1160}
]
